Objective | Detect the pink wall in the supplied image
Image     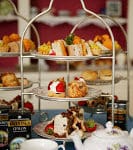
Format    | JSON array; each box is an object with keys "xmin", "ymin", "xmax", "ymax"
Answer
[{"xmin": 31, "ymin": 0, "xmax": 127, "ymax": 17}]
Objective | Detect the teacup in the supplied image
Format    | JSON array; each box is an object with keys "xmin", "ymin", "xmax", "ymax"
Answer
[{"xmin": 20, "ymin": 139, "xmax": 65, "ymax": 150}]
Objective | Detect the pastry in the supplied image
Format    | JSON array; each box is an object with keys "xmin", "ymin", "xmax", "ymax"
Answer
[
  {"xmin": 95, "ymin": 59, "xmax": 112, "ymax": 67},
  {"xmin": 0, "ymin": 72, "xmax": 19, "ymax": 87},
  {"xmin": 48, "ymin": 77, "xmax": 66, "ymax": 98},
  {"xmin": 68, "ymin": 77, "xmax": 88, "ymax": 98},
  {"xmin": 1, "ymin": 33, "xmax": 35, "ymax": 53},
  {"xmin": 0, "ymin": 44, "xmax": 9, "ymax": 52},
  {"xmin": 18, "ymin": 78, "xmax": 29, "ymax": 86},
  {"xmin": 98, "ymin": 69, "xmax": 112, "ymax": 80},
  {"xmin": 0, "ymin": 40, "xmax": 9, "ymax": 52},
  {"xmin": 23, "ymin": 39, "xmax": 36, "ymax": 52},
  {"xmin": 44, "ymin": 106, "xmax": 86, "ymax": 138},
  {"xmin": 9, "ymin": 33, "xmax": 21, "ymax": 42},
  {"xmin": 7, "ymin": 41, "xmax": 19, "ymax": 52},
  {"xmin": 0, "ymin": 95, "xmax": 21, "ymax": 110},
  {"xmin": 81, "ymin": 70, "xmax": 98, "ymax": 81}
]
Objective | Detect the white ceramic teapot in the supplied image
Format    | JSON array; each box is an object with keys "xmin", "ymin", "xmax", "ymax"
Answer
[{"xmin": 70, "ymin": 121, "xmax": 133, "ymax": 150}]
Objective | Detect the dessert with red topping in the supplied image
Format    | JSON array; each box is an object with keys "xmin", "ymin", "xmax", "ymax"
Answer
[
  {"xmin": 44, "ymin": 106, "xmax": 86, "ymax": 138},
  {"xmin": 85, "ymin": 119, "xmax": 97, "ymax": 132},
  {"xmin": 48, "ymin": 77, "xmax": 66, "ymax": 98}
]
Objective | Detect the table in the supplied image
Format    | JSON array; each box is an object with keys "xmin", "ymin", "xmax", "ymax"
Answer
[{"xmin": 31, "ymin": 109, "xmax": 133, "ymax": 150}]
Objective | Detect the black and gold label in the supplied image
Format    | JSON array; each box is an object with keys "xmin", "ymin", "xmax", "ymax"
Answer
[{"xmin": 8, "ymin": 120, "xmax": 31, "ymax": 127}]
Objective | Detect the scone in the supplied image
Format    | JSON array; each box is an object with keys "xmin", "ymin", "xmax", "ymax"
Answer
[
  {"xmin": 1, "ymin": 72, "xmax": 19, "ymax": 87},
  {"xmin": 98, "ymin": 69, "xmax": 112, "ymax": 80},
  {"xmin": 48, "ymin": 77, "xmax": 66, "ymax": 98},
  {"xmin": 7, "ymin": 41, "xmax": 19, "ymax": 52},
  {"xmin": 68, "ymin": 77, "xmax": 88, "ymax": 98},
  {"xmin": 0, "ymin": 44, "xmax": 9, "ymax": 52},
  {"xmin": 81, "ymin": 70, "xmax": 98, "ymax": 81}
]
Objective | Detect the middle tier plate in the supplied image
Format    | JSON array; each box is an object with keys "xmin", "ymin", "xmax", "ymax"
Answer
[{"xmin": 32, "ymin": 87, "xmax": 101, "ymax": 102}]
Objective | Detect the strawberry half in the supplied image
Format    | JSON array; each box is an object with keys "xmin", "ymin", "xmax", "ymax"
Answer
[
  {"xmin": 56, "ymin": 82, "xmax": 65, "ymax": 92},
  {"xmin": 24, "ymin": 101, "xmax": 34, "ymax": 113},
  {"xmin": 74, "ymin": 77, "xmax": 79, "ymax": 80},
  {"xmin": 48, "ymin": 81, "xmax": 53, "ymax": 90},
  {"xmin": 85, "ymin": 119, "xmax": 97, "ymax": 132},
  {"xmin": 49, "ymin": 50, "xmax": 56, "ymax": 55},
  {"xmin": 44, "ymin": 123, "xmax": 54, "ymax": 135},
  {"xmin": 78, "ymin": 101, "xmax": 87, "ymax": 106}
]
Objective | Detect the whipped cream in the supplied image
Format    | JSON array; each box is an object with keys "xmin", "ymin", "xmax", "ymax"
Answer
[{"xmin": 49, "ymin": 81, "xmax": 59, "ymax": 93}]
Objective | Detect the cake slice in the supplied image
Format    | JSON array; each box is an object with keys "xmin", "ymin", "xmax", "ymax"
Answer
[{"xmin": 44, "ymin": 106, "xmax": 86, "ymax": 138}]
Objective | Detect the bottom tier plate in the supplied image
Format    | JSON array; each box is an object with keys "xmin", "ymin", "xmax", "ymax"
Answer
[{"xmin": 33, "ymin": 121, "xmax": 104, "ymax": 142}]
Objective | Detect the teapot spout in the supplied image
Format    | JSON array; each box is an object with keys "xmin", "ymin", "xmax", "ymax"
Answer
[{"xmin": 70, "ymin": 131, "xmax": 84, "ymax": 150}]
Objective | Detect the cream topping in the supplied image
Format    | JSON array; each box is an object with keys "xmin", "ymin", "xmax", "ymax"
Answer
[
  {"xmin": 54, "ymin": 114, "xmax": 68, "ymax": 136},
  {"xmin": 49, "ymin": 81, "xmax": 60, "ymax": 93}
]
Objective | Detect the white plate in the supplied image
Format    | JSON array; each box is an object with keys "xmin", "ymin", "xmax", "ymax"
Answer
[
  {"xmin": 85, "ymin": 75, "xmax": 126, "ymax": 85},
  {"xmin": 31, "ymin": 51, "xmax": 100, "ymax": 61},
  {"xmin": 33, "ymin": 121, "xmax": 104, "ymax": 142},
  {"xmin": 32, "ymin": 87, "xmax": 102, "ymax": 102},
  {"xmin": 0, "ymin": 52, "xmax": 31, "ymax": 57},
  {"xmin": 85, "ymin": 75, "xmax": 125, "ymax": 85}
]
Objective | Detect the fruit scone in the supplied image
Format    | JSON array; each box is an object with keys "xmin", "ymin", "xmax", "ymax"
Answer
[
  {"xmin": 0, "ymin": 72, "xmax": 19, "ymax": 87},
  {"xmin": 81, "ymin": 69, "xmax": 112, "ymax": 81},
  {"xmin": 80, "ymin": 70, "xmax": 98, "ymax": 81},
  {"xmin": 68, "ymin": 77, "xmax": 88, "ymax": 98}
]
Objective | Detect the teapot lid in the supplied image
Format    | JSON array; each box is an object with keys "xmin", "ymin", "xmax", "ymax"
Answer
[{"xmin": 92, "ymin": 121, "xmax": 127, "ymax": 139}]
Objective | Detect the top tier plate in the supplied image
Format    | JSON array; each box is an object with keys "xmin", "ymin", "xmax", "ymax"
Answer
[
  {"xmin": 0, "ymin": 52, "xmax": 30, "ymax": 57},
  {"xmin": 31, "ymin": 52, "xmax": 104, "ymax": 61}
]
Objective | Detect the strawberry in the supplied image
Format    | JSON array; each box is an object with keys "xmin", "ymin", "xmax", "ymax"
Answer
[
  {"xmin": 74, "ymin": 77, "xmax": 79, "ymax": 80},
  {"xmin": 44, "ymin": 123, "xmax": 54, "ymax": 135},
  {"xmin": 48, "ymin": 81, "xmax": 53, "ymax": 90},
  {"xmin": 85, "ymin": 119, "xmax": 97, "ymax": 132},
  {"xmin": 24, "ymin": 101, "xmax": 34, "ymax": 113},
  {"xmin": 49, "ymin": 50, "xmax": 56, "ymax": 55},
  {"xmin": 56, "ymin": 82, "xmax": 65, "ymax": 92},
  {"xmin": 114, "ymin": 95, "xmax": 118, "ymax": 101},
  {"xmin": 85, "ymin": 124, "xmax": 96, "ymax": 132},
  {"xmin": 78, "ymin": 101, "xmax": 87, "ymax": 106}
]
